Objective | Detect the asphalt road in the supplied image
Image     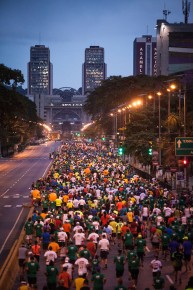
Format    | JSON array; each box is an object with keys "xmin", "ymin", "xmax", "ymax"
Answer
[
  {"xmin": 0, "ymin": 141, "xmax": 61, "ymax": 268},
  {"xmin": 6, "ymin": 141, "xmax": 193, "ymax": 290},
  {"xmin": 13, "ymin": 229, "xmax": 193, "ymax": 290}
]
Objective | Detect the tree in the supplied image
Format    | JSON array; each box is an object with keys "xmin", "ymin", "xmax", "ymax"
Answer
[
  {"xmin": 0, "ymin": 64, "xmax": 40, "ymax": 155},
  {"xmin": 0, "ymin": 64, "xmax": 24, "ymax": 87}
]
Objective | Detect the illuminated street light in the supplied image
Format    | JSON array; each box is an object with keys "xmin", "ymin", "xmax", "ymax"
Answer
[
  {"xmin": 167, "ymin": 84, "xmax": 177, "ymax": 132},
  {"xmin": 157, "ymin": 91, "xmax": 162, "ymax": 166}
]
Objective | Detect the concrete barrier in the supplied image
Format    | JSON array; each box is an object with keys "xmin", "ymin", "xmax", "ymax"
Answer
[{"xmin": 0, "ymin": 206, "xmax": 34, "ymax": 290}]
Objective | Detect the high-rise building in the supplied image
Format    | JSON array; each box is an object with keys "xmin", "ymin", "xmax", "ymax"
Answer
[
  {"xmin": 82, "ymin": 46, "xmax": 107, "ymax": 95},
  {"xmin": 156, "ymin": 20, "xmax": 193, "ymax": 76},
  {"xmin": 27, "ymin": 45, "xmax": 53, "ymax": 95},
  {"xmin": 133, "ymin": 35, "xmax": 157, "ymax": 76}
]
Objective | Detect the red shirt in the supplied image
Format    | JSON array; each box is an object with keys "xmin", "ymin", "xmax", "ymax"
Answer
[
  {"xmin": 58, "ymin": 271, "xmax": 71, "ymax": 289},
  {"xmin": 101, "ymin": 214, "xmax": 110, "ymax": 226},
  {"xmin": 86, "ymin": 241, "xmax": 96, "ymax": 257}
]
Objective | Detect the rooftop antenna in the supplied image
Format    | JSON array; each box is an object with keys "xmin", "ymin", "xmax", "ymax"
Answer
[
  {"xmin": 163, "ymin": 1, "xmax": 171, "ymax": 21},
  {"xmin": 182, "ymin": 0, "xmax": 190, "ymax": 23}
]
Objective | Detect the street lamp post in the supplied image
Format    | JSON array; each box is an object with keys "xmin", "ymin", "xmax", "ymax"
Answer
[
  {"xmin": 167, "ymin": 84, "xmax": 176, "ymax": 134},
  {"xmin": 157, "ymin": 91, "xmax": 162, "ymax": 167},
  {"xmin": 110, "ymin": 112, "xmax": 118, "ymax": 148},
  {"xmin": 183, "ymin": 84, "xmax": 187, "ymax": 188}
]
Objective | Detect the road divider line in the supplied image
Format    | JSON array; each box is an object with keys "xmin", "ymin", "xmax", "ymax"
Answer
[
  {"xmin": 0, "ymin": 208, "xmax": 24, "ymax": 254},
  {"xmin": 166, "ymin": 275, "xmax": 174, "ymax": 284},
  {"xmin": 42, "ymin": 160, "xmax": 52, "ymax": 177},
  {"xmin": 0, "ymin": 189, "xmax": 9, "ymax": 197}
]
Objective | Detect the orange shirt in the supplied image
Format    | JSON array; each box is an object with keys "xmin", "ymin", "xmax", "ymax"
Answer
[
  {"xmin": 63, "ymin": 195, "xmax": 69, "ymax": 203},
  {"xmin": 48, "ymin": 241, "xmax": 60, "ymax": 253},
  {"xmin": 49, "ymin": 192, "xmax": 57, "ymax": 201},
  {"xmin": 58, "ymin": 271, "xmax": 71, "ymax": 288},
  {"xmin": 40, "ymin": 212, "xmax": 47, "ymax": 220},
  {"xmin": 121, "ymin": 225, "xmax": 129, "ymax": 237},
  {"xmin": 116, "ymin": 201, "xmax": 123, "ymax": 211},
  {"xmin": 31, "ymin": 244, "xmax": 41, "ymax": 256},
  {"xmin": 31, "ymin": 189, "xmax": 40, "ymax": 199},
  {"xmin": 63, "ymin": 223, "xmax": 71, "ymax": 233}
]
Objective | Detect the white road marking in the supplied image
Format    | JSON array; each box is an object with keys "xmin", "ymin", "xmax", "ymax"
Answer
[
  {"xmin": 16, "ymin": 205, "xmax": 22, "ymax": 207},
  {"xmin": 4, "ymin": 205, "xmax": 12, "ymax": 207},
  {"xmin": 42, "ymin": 160, "xmax": 53, "ymax": 177},
  {"xmin": 0, "ymin": 208, "xmax": 24, "ymax": 254},
  {"xmin": 146, "ymin": 246, "xmax": 150, "ymax": 252},
  {"xmin": 3, "ymin": 196, "xmax": 9, "ymax": 198},
  {"xmin": 166, "ymin": 275, "xmax": 174, "ymax": 284}
]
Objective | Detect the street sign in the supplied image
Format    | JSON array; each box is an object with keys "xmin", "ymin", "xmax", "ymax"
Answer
[{"xmin": 175, "ymin": 137, "xmax": 193, "ymax": 156}]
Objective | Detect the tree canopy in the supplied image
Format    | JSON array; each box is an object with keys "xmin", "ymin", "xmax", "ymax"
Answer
[
  {"xmin": 0, "ymin": 64, "xmax": 41, "ymax": 150},
  {"xmin": 83, "ymin": 73, "xmax": 193, "ymax": 168}
]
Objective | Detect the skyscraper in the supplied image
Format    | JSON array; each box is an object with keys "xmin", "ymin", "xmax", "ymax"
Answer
[
  {"xmin": 156, "ymin": 20, "xmax": 193, "ymax": 76},
  {"xmin": 82, "ymin": 46, "xmax": 107, "ymax": 95},
  {"xmin": 27, "ymin": 45, "xmax": 53, "ymax": 95},
  {"xmin": 133, "ymin": 35, "xmax": 157, "ymax": 76}
]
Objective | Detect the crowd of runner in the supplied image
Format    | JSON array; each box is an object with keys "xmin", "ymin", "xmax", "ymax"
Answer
[{"xmin": 17, "ymin": 141, "xmax": 193, "ymax": 290}]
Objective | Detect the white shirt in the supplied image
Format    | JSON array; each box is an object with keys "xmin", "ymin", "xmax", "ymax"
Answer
[
  {"xmin": 142, "ymin": 207, "xmax": 149, "ymax": 217},
  {"xmin": 88, "ymin": 232, "xmax": 99, "ymax": 244},
  {"xmin": 151, "ymin": 259, "xmax": 162, "ymax": 272},
  {"xmin": 92, "ymin": 221, "xmax": 100, "ymax": 230},
  {"xmin": 75, "ymin": 257, "xmax": 89, "ymax": 275},
  {"xmin": 44, "ymin": 250, "xmax": 57, "ymax": 263},
  {"xmin": 62, "ymin": 262, "xmax": 73, "ymax": 278},
  {"xmin": 156, "ymin": 215, "xmax": 163, "ymax": 226},
  {"xmin": 73, "ymin": 232, "xmax": 85, "ymax": 246},
  {"xmin": 58, "ymin": 231, "xmax": 68, "ymax": 242},
  {"xmin": 98, "ymin": 238, "xmax": 110, "ymax": 251},
  {"xmin": 73, "ymin": 199, "xmax": 79, "ymax": 208},
  {"xmin": 79, "ymin": 199, "xmax": 86, "ymax": 206},
  {"xmin": 164, "ymin": 207, "xmax": 172, "ymax": 217},
  {"xmin": 153, "ymin": 208, "xmax": 161, "ymax": 216},
  {"xmin": 73, "ymin": 225, "xmax": 84, "ymax": 233}
]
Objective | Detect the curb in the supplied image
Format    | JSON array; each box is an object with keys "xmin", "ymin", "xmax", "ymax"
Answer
[{"xmin": 0, "ymin": 206, "xmax": 35, "ymax": 290}]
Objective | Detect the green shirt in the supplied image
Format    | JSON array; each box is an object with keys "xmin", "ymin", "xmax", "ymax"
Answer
[
  {"xmin": 35, "ymin": 223, "xmax": 43, "ymax": 236},
  {"xmin": 136, "ymin": 238, "xmax": 146, "ymax": 253},
  {"xmin": 46, "ymin": 265, "xmax": 59, "ymax": 283},
  {"xmin": 79, "ymin": 249, "xmax": 91, "ymax": 260},
  {"xmin": 114, "ymin": 285, "xmax": 127, "ymax": 290},
  {"xmin": 25, "ymin": 221, "xmax": 33, "ymax": 235},
  {"xmin": 68, "ymin": 245, "xmax": 78, "ymax": 261},
  {"xmin": 153, "ymin": 276, "xmax": 165, "ymax": 289},
  {"xmin": 127, "ymin": 250, "xmax": 137, "ymax": 265},
  {"xmin": 114, "ymin": 255, "xmax": 125, "ymax": 271},
  {"xmin": 92, "ymin": 273, "xmax": 105, "ymax": 290},
  {"xmin": 26, "ymin": 261, "xmax": 39, "ymax": 277},
  {"xmin": 161, "ymin": 233, "xmax": 170, "ymax": 246},
  {"xmin": 129, "ymin": 257, "xmax": 140, "ymax": 270},
  {"xmin": 124, "ymin": 232, "xmax": 133, "ymax": 246}
]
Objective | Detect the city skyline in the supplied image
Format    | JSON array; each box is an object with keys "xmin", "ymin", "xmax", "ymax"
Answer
[{"xmin": 0, "ymin": 0, "xmax": 192, "ymax": 90}]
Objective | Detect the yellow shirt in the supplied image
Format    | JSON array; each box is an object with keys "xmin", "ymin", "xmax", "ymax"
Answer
[
  {"xmin": 55, "ymin": 198, "xmax": 62, "ymax": 207},
  {"xmin": 74, "ymin": 277, "xmax": 84, "ymax": 290},
  {"xmin": 67, "ymin": 201, "xmax": 73, "ymax": 208},
  {"xmin": 109, "ymin": 221, "xmax": 117, "ymax": 233}
]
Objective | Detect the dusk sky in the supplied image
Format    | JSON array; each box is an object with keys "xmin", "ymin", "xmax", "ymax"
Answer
[{"xmin": 0, "ymin": 0, "xmax": 192, "ymax": 91}]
